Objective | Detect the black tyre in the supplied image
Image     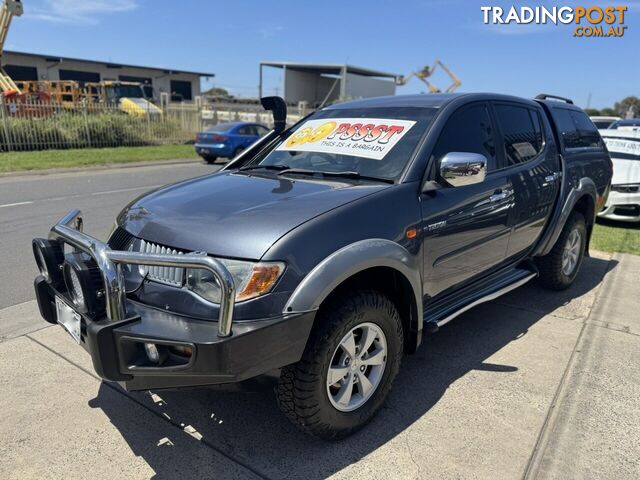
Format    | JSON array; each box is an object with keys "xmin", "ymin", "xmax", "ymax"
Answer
[
  {"xmin": 203, "ymin": 155, "xmax": 217, "ymax": 164},
  {"xmin": 276, "ymin": 290, "xmax": 403, "ymax": 440},
  {"xmin": 537, "ymin": 211, "xmax": 587, "ymax": 290}
]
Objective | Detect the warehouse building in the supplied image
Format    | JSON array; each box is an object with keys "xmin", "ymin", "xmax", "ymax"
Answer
[
  {"xmin": 1, "ymin": 50, "xmax": 214, "ymax": 103},
  {"xmin": 259, "ymin": 61, "xmax": 399, "ymax": 107}
]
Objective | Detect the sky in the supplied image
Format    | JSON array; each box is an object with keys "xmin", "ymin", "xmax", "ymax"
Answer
[{"xmin": 4, "ymin": 0, "xmax": 639, "ymax": 109}]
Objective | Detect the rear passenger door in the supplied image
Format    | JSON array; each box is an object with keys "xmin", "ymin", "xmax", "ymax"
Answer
[
  {"xmin": 492, "ymin": 102, "xmax": 561, "ymax": 257},
  {"xmin": 421, "ymin": 102, "xmax": 514, "ymax": 297}
]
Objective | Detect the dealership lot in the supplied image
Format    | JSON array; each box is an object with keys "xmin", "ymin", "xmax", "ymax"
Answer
[{"xmin": 1, "ymin": 202, "xmax": 638, "ymax": 479}]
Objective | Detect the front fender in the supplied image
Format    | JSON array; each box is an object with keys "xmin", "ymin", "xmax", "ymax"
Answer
[{"xmin": 284, "ymin": 238, "xmax": 423, "ymax": 330}]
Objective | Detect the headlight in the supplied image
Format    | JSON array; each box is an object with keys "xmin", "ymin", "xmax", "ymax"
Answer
[{"xmin": 186, "ymin": 259, "xmax": 284, "ymax": 304}]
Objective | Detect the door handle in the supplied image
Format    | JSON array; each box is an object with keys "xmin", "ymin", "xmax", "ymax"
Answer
[
  {"xmin": 543, "ymin": 172, "xmax": 561, "ymax": 186},
  {"xmin": 489, "ymin": 189, "xmax": 513, "ymax": 202}
]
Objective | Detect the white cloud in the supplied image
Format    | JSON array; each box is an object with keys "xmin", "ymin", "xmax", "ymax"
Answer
[
  {"xmin": 258, "ymin": 25, "xmax": 283, "ymax": 39},
  {"xmin": 27, "ymin": 0, "xmax": 138, "ymax": 25}
]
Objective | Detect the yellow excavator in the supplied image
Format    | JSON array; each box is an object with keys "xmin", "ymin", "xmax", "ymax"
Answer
[
  {"xmin": 396, "ymin": 60, "xmax": 462, "ymax": 93},
  {"xmin": 0, "ymin": 0, "xmax": 22, "ymax": 96}
]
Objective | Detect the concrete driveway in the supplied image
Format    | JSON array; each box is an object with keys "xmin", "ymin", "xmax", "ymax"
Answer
[{"xmin": 1, "ymin": 252, "xmax": 639, "ymax": 480}]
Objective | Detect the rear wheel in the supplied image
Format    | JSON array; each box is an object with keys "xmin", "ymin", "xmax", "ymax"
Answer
[
  {"xmin": 202, "ymin": 155, "xmax": 217, "ymax": 164},
  {"xmin": 276, "ymin": 290, "xmax": 403, "ymax": 440},
  {"xmin": 537, "ymin": 211, "xmax": 587, "ymax": 290}
]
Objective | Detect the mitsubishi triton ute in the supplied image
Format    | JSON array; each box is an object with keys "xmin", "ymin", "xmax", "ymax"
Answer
[{"xmin": 32, "ymin": 93, "xmax": 612, "ymax": 439}]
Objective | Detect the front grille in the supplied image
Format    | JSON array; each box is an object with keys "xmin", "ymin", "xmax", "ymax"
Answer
[
  {"xmin": 139, "ymin": 239, "xmax": 185, "ymax": 286},
  {"xmin": 613, "ymin": 205, "xmax": 640, "ymax": 217}
]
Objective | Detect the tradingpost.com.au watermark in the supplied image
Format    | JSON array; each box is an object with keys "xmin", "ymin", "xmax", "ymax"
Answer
[{"xmin": 481, "ymin": 5, "xmax": 628, "ymax": 37}]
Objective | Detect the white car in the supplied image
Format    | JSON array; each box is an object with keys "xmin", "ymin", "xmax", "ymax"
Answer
[
  {"xmin": 590, "ymin": 115, "xmax": 621, "ymax": 129},
  {"xmin": 598, "ymin": 129, "xmax": 640, "ymax": 222}
]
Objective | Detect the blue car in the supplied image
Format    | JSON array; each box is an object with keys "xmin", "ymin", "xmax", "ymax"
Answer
[{"xmin": 195, "ymin": 122, "xmax": 270, "ymax": 163}]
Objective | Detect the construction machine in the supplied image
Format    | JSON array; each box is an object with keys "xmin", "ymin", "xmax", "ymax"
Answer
[
  {"xmin": 396, "ymin": 60, "xmax": 462, "ymax": 93},
  {"xmin": 0, "ymin": 0, "xmax": 22, "ymax": 95}
]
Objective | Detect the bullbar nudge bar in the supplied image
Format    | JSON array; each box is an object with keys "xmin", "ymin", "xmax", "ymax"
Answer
[{"xmin": 48, "ymin": 209, "xmax": 236, "ymax": 337}]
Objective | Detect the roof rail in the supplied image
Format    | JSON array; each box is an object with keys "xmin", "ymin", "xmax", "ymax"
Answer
[{"xmin": 534, "ymin": 93, "xmax": 574, "ymax": 104}]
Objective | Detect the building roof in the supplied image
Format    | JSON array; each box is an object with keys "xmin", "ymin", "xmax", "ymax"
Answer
[
  {"xmin": 3, "ymin": 50, "xmax": 214, "ymax": 77},
  {"xmin": 260, "ymin": 61, "xmax": 399, "ymax": 79}
]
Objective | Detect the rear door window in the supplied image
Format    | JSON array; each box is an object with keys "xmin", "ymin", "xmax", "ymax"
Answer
[{"xmin": 494, "ymin": 104, "xmax": 544, "ymax": 166}]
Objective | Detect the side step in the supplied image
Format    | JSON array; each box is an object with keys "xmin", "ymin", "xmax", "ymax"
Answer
[{"xmin": 423, "ymin": 266, "xmax": 537, "ymax": 333}]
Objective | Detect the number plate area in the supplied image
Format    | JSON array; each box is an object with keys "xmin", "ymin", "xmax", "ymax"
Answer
[{"xmin": 55, "ymin": 296, "xmax": 81, "ymax": 344}]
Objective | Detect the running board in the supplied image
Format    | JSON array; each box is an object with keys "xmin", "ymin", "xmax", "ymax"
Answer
[{"xmin": 423, "ymin": 267, "xmax": 537, "ymax": 332}]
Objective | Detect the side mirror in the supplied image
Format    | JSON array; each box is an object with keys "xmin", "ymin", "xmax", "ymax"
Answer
[
  {"xmin": 439, "ymin": 152, "xmax": 487, "ymax": 188},
  {"xmin": 260, "ymin": 96, "xmax": 287, "ymax": 133}
]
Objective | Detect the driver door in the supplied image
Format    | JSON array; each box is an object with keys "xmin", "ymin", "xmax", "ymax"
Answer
[{"xmin": 420, "ymin": 102, "xmax": 513, "ymax": 298}]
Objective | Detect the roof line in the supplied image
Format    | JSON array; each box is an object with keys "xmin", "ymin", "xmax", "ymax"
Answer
[
  {"xmin": 260, "ymin": 61, "xmax": 399, "ymax": 78},
  {"xmin": 3, "ymin": 50, "xmax": 215, "ymax": 77}
]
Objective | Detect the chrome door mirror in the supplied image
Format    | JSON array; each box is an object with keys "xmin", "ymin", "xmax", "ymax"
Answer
[{"xmin": 439, "ymin": 152, "xmax": 487, "ymax": 188}]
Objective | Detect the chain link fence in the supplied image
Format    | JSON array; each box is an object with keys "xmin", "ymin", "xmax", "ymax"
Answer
[{"xmin": 0, "ymin": 100, "xmax": 305, "ymax": 152}]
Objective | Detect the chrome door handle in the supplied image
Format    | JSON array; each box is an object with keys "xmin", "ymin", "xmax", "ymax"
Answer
[
  {"xmin": 489, "ymin": 188, "xmax": 513, "ymax": 202},
  {"xmin": 544, "ymin": 172, "xmax": 561, "ymax": 183}
]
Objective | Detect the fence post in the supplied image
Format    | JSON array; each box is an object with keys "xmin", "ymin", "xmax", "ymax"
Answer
[
  {"xmin": 0, "ymin": 100, "xmax": 13, "ymax": 152},
  {"xmin": 83, "ymin": 104, "xmax": 92, "ymax": 149}
]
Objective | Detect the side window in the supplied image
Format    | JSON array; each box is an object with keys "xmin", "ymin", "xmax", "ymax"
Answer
[
  {"xmin": 570, "ymin": 111, "xmax": 603, "ymax": 148},
  {"xmin": 494, "ymin": 104, "xmax": 543, "ymax": 166},
  {"xmin": 432, "ymin": 104, "xmax": 497, "ymax": 170},
  {"xmin": 255, "ymin": 125, "xmax": 269, "ymax": 136},
  {"xmin": 237, "ymin": 126, "xmax": 252, "ymax": 135},
  {"xmin": 552, "ymin": 109, "xmax": 581, "ymax": 149},
  {"xmin": 553, "ymin": 108, "xmax": 603, "ymax": 149}
]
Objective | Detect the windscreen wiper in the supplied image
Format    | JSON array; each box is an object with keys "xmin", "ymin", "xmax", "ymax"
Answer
[
  {"xmin": 239, "ymin": 164, "xmax": 291, "ymax": 172},
  {"xmin": 277, "ymin": 168, "xmax": 394, "ymax": 184}
]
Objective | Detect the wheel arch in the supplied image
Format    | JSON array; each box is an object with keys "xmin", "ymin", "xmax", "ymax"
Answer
[
  {"xmin": 284, "ymin": 239, "xmax": 423, "ymax": 353},
  {"xmin": 537, "ymin": 177, "xmax": 597, "ymax": 257}
]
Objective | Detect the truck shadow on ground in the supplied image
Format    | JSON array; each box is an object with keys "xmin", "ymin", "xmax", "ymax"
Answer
[{"xmin": 89, "ymin": 256, "xmax": 615, "ymax": 480}]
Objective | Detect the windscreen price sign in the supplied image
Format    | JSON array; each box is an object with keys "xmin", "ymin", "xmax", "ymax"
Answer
[{"xmin": 277, "ymin": 118, "xmax": 416, "ymax": 160}]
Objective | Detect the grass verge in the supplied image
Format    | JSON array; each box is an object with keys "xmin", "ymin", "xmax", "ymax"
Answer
[
  {"xmin": 592, "ymin": 219, "xmax": 640, "ymax": 255},
  {"xmin": 0, "ymin": 145, "xmax": 199, "ymax": 173}
]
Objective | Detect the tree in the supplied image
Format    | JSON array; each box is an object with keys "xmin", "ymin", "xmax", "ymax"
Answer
[
  {"xmin": 202, "ymin": 87, "xmax": 233, "ymax": 99},
  {"xmin": 584, "ymin": 108, "xmax": 600, "ymax": 116},
  {"xmin": 613, "ymin": 96, "xmax": 640, "ymax": 118},
  {"xmin": 600, "ymin": 107, "xmax": 617, "ymax": 116}
]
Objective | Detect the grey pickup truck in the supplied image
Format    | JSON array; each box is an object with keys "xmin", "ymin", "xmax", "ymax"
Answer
[{"xmin": 33, "ymin": 93, "xmax": 612, "ymax": 439}]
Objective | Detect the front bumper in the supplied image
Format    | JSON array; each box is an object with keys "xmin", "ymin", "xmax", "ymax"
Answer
[
  {"xmin": 598, "ymin": 190, "xmax": 640, "ymax": 222},
  {"xmin": 35, "ymin": 276, "xmax": 314, "ymax": 391},
  {"xmin": 34, "ymin": 210, "xmax": 315, "ymax": 391}
]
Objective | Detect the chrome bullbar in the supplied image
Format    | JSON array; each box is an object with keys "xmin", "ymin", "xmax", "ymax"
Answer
[{"xmin": 48, "ymin": 209, "xmax": 236, "ymax": 337}]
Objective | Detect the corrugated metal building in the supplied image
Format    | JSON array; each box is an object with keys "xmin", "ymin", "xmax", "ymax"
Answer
[
  {"xmin": 260, "ymin": 62, "xmax": 399, "ymax": 107},
  {"xmin": 2, "ymin": 50, "xmax": 214, "ymax": 102}
]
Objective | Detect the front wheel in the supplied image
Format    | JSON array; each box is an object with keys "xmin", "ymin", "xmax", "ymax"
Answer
[
  {"xmin": 537, "ymin": 211, "xmax": 587, "ymax": 290},
  {"xmin": 276, "ymin": 290, "xmax": 403, "ymax": 440}
]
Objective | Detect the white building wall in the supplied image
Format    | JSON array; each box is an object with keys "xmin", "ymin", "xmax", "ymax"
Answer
[
  {"xmin": 344, "ymin": 73, "xmax": 395, "ymax": 99},
  {"xmin": 283, "ymin": 69, "xmax": 340, "ymax": 105},
  {"xmin": 2, "ymin": 52, "xmax": 202, "ymax": 102}
]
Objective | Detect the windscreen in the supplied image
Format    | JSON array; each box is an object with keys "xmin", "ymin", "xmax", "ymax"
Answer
[
  {"xmin": 602, "ymin": 134, "xmax": 640, "ymax": 160},
  {"xmin": 252, "ymin": 107, "xmax": 437, "ymax": 181}
]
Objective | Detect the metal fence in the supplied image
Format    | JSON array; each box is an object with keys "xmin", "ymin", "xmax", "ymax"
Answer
[{"xmin": 0, "ymin": 99, "xmax": 306, "ymax": 152}]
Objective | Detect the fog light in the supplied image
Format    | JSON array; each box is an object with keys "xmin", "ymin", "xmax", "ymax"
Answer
[
  {"xmin": 32, "ymin": 238, "xmax": 65, "ymax": 287},
  {"xmin": 144, "ymin": 343, "xmax": 160, "ymax": 363},
  {"xmin": 62, "ymin": 254, "xmax": 103, "ymax": 316}
]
